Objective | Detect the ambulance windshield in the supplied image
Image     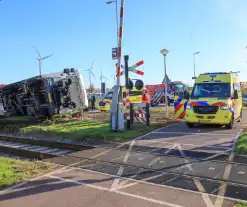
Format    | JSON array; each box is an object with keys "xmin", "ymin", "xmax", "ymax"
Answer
[{"xmin": 191, "ymin": 83, "xmax": 230, "ymax": 98}]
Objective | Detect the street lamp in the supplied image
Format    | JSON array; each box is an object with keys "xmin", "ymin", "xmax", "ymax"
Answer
[
  {"xmin": 106, "ymin": 0, "xmax": 118, "ymax": 45},
  {"xmin": 106, "ymin": 0, "xmax": 121, "ymax": 86},
  {"xmin": 193, "ymin": 52, "xmax": 200, "ymax": 79},
  {"xmin": 160, "ymin": 49, "xmax": 169, "ymax": 119}
]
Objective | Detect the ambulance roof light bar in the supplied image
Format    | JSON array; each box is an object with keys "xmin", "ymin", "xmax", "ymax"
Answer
[{"xmin": 202, "ymin": 71, "xmax": 240, "ymax": 75}]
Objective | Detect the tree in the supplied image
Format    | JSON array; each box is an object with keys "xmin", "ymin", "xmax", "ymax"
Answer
[{"xmin": 88, "ymin": 84, "xmax": 96, "ymax": 93}]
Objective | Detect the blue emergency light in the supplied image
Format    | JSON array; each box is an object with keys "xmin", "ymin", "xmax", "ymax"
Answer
[{"xmin": 202, "ymin": 72, "xmax": 230, "ymax": 75}]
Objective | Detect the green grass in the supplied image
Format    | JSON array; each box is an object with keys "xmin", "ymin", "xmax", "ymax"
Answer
[
  {"xmin": 1, "ymin": 116, "xmax": 33, "ymax": 121},
  {"xmin": 235, "ymin": 201, "xmax": 247, "ymax": 207},
  {"xmin": 235, "ymin": 131, "xmax": 247, "ymax": 154},
  {"xmin": 0, "ymin": 157, "xmax": 52, "ymax": 188},
  {"xmin": 21, "ymin": 121, "xmax": 163, "ymax": 142}
]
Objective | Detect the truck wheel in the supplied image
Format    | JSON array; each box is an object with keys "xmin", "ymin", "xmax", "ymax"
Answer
[
  {"xmin": 186, "ymin": 123, "xmax": 194, "ymax": 128},
  {"xmin": 226, "ymin": 115, "xmax": 234, "ymax": 129}
]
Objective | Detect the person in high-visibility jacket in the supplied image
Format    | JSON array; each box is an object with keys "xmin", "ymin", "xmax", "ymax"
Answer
[{"xmin": 142, "ymin": 89, "xmax": 150, "ymax": 103}]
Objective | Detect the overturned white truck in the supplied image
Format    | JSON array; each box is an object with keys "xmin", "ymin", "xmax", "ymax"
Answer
[{"xmin": 0, "ymin": 68, "xmax": 88, "ymax": 117}]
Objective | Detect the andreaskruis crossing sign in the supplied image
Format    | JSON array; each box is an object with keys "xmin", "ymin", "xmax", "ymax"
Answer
[{"xmin": 120, "ymin": 60, "xmax": 144, "ymax": 76}]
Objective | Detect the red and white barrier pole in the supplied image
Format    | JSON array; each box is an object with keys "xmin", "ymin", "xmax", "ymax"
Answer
[{"xmin": 116, "ymin": 0, "xmax": 125, "ymax": 84}]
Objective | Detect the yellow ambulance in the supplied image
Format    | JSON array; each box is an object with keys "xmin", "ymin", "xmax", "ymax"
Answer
[
  {"xmin": 98, "ymin": 87, "xmax": 144, "ymax": 111},
  {"xmin": 185, "ymin": 72, "xmax": 242, "ymax": 129}
]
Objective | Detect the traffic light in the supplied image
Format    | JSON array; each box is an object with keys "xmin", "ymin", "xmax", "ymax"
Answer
[{"xmin": 135, "ymin": 79, "xmax": 144, "ymax": 90}]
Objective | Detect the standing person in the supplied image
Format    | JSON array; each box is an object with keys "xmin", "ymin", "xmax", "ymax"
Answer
[
  {"xmin": 90, "ymin": 93, "xmax": 96, "ymax": 110},
  {"xmin": 142, "ymin": 89, "xmax": 150, "ymax": 103}
]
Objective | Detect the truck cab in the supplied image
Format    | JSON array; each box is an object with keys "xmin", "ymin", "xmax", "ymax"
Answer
[{"xmin": 185, "ymin": 72, "xmax": 242, "ymax": 129}]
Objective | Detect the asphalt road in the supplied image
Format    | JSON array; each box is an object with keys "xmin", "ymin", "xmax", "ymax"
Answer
[{"xmin": 1, "ymin": 111, "xmax": 247, "ymax": 207}]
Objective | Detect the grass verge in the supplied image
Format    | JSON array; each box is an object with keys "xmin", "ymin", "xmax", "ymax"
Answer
[
  {"xmin": 235, "ymin": 130, "xmax": 247, "ymax": 154},
  {"xmin": 21, "ymin": 121, "xmax": 166, "ymax": 142},
  {"xmin": 235, "ymin": 201, "xmax": 247, "ymax": 207},
  {"xmin": 0, "ymin": 157, "xmax": 52, "ymax": 188}
]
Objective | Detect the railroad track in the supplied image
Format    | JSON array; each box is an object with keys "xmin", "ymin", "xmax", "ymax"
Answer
[
  {"xmin": 0, "ymin": 134, "xmax": 247, "ymax": 201},
  {"xmin": 0, "ymin": 134, "xmax": 246, "ymax": 164},
  {"xmin": 0, "ymin": 135, "xmax": 94, "ymax": 159}
]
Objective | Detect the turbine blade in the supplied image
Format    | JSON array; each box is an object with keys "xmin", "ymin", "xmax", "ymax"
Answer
[
  {"xmin": 90, "ymin": 60, "xmax": 95, "ymax": 70},
  {"xmin": 42, "ymin": 54, "xmax": 53, "ymax": 60},
  {"xmin": 33, "ymin": 46, "xmax": 41, "ymax": 58},
  {"xmin": 91, "ymin": 71, "xmax": 96, "ymax": 80}
]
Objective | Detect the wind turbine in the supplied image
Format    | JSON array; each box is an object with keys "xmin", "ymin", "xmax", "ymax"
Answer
[
  {"xmin": 83, "ymin": 61, "xmax": 96, "ymax": 87},
  {"xmin": 33, "ymin": 46, "xmax": 53, "ymax": 77},
  {"xmin": 99, "ymin": 68, "xmax": 108, "ymax": 84}
]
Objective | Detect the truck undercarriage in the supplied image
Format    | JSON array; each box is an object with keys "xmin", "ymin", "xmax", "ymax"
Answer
[{"xmin": 0, "ymin": 69, "xmax": 88, "ymax": 117}]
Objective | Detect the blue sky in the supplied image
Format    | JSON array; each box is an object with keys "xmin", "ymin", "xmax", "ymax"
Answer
[{"xmin": 0, "ymin": 0, "xmax": 247, "ymax": 88}]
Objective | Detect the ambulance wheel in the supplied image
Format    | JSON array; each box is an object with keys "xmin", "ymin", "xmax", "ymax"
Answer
[
  {"xmin": 186, "ymin": 123, "xmax": 194, "ymax": 128},
  {"xmin": 226, "ymin": 115, "xmax": 234, "ymax": 129}
]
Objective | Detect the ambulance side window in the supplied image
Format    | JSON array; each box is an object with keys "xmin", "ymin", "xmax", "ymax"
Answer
[
  {"xmin": 233, "ymin": 83, "xmax": 241, "ymax": 92},
  {"xmin": 104, "ymin": 92, "xmax": 113, "ymax": 100},
  {"xmin": 231, "ymin": 84, "xmax": 234, "ymax": 96}
]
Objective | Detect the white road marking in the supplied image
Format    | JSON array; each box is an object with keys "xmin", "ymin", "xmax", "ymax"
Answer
[
  {"xmin": 2, "ymin": 161, "xmax": 245, "ymax": 204},
  {"xmin": 143, "ymin": 141, "xmax": 231, "ymax": 150},
  {"xmin": 46, "ymin": 175, "xmax": 185, "ymax": 207},
  {"xmin": 119, "ymin": 144, "xmax": 178, "ymax": 187},
  {"xmin": 209, "ymin": 167, "xmax": 215, "ymax": 171},
  {"xmin": 238, "ymin": 171, "xmax": 245, "ymax": 175},
  {"xmin": 110, "ymin": 140, "xmax": 135, "ymax": 191},
  {"xmin": 214, "ymin": 128, "xmax": 243, "ymax": 207},
  {"xmin": 116, "ymin": 144, "xmax": 230, "ymax": 192},
  {"xmin": 215, "ymin": 153, "xmax": 235, "ymax": 207},
  {"xmin": 193, "ymin": 178, "xmax": 215, "ymax": 207},
  {"xmin": 152, "ymin": 131, "xmax": 236, "ymax": 136},
  {"xmin": 177, "ymin": 144, "xmax": 214, "ymax": 207},
  {"xmin": 109, "ymin": 144, "xmax": 175, "ymax": 165},
  {"xmin": 148, "ymin": 157, "xmax": 161, "ymax": 167},
  {"xmin": 49, "ymin": 130, "xmax": 150, "ymax": 173}
]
